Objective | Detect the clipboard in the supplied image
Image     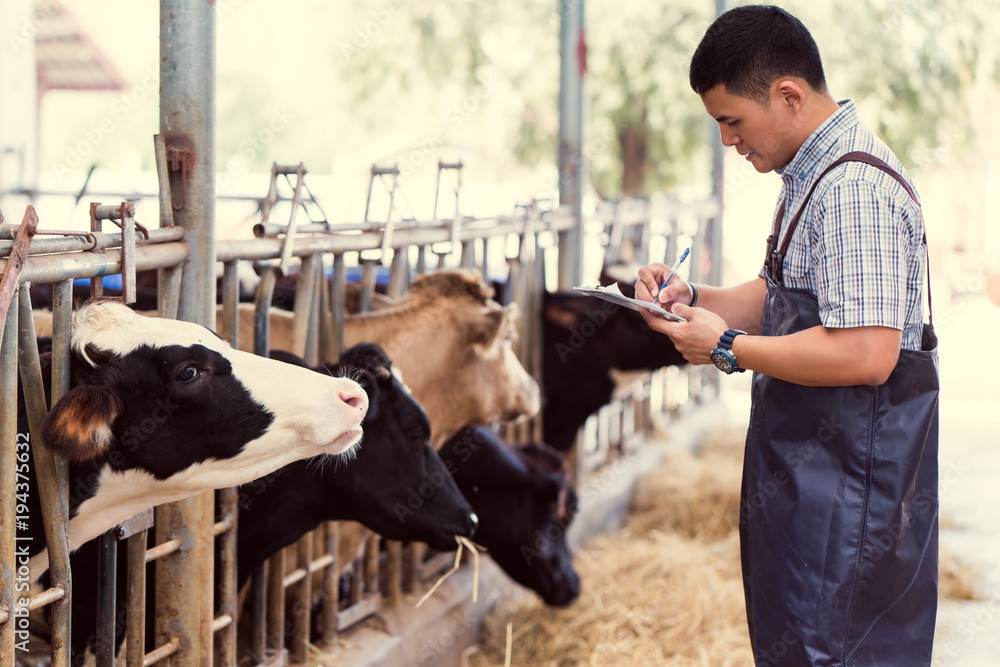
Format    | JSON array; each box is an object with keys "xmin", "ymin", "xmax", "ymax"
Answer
[{"xmin": 573, "ymin": 283, "xmax": 686, "ymax": 322}]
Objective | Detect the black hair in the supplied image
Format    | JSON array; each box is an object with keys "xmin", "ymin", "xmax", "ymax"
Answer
[{"xmin": 689, "ymin": 5, "xmax": 826, "ymax": 106}]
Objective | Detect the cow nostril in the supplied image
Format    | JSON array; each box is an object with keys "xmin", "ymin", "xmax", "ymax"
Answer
[{"xmin": 340, "ymin": 387, "xmax": 367, "ymax": 410}]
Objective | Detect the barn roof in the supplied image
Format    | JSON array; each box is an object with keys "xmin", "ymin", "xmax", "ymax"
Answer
[{"xmin": 35, "ymin": 1, "xmax": 126, "ymax": 95}]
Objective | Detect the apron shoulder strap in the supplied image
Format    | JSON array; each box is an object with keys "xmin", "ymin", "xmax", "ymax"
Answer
[{"xmin": 763, "ymin": 151, "xmax": 934, "ymax": 325}]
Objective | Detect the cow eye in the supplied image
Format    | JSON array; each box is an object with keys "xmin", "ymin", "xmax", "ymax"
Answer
[{"xmin": 175, "ymin": 365, "xmax": 201, "ymax": 383}]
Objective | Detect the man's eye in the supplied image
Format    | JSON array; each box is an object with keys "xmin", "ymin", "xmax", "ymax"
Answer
[{"xmin": 728, "ymin": 120, "xmax": 740, "ymax": 127}]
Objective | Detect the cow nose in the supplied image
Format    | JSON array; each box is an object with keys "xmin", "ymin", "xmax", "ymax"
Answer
[{"xmin": 340, "ymin": 384, "xmax": 368, "ymax": 411}]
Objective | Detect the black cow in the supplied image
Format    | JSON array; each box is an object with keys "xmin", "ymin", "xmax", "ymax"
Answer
[
  {"xmin": 237, "ymin": 344, "xmax": 477, "ymax": 586},
  {"xmin": 541, "ymin": 280, "xmax": 687, "ymax": 452},
  {"xmin": 439, "ymin": 426, "xmax": 580, "ymax": 606}
]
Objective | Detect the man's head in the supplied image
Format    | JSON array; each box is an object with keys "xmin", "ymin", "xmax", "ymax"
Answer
[{"xmin": 690, "ymin": 5, "xmax": 837, "ymax": 173}]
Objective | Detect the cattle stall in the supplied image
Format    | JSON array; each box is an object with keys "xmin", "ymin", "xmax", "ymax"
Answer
[{"xmin": 1, "ymin": 165, "xmax": 719, "ymax": 666}]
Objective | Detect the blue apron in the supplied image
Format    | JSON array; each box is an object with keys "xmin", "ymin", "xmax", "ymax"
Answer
[{"xmin": 742, "ymin": 153, "xmax": 940, "ymax": 665}]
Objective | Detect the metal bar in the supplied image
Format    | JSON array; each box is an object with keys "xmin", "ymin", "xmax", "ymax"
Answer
[
  {"xmin": 386, "ymin": 541, "xmax": 403, "ymax": 606},
  {"xmin": 154, "ymin": 134, "xmax": 176, "ymax": 228},
  {"xmin": 0, "ymin": 300, "xmax": 16, "ymax": 665},
  {"xmin": 364, "ymin": 534, "xmax": 380, "ymax": 598},
  {"xmin": 290, "ymin": 254, "xmax": 318, "ymax": 359},
  {"xmin": 144, "ymin": 538, "xmax": 182, "ymax": 564},
  {"xmin": 0, "ymin": 227, "xmax": 184, "ymax": 258},
  {"xmin": 359, "ymin": 260, "xmax": 379, "ymax": 313},
  {"xmin": 158, "ymin": 265, "xmax": 183, "ymax": 321},
  {"xmin": 214, "ymin": 213, "xmax": 562, "ymax": 263},
  {"xmin": 96, "ymin": 530, "xmax": 118, "ymax": 667},
  {"xmin": 1, "ymin": 241, "xmax": 189, "ymax": 284},
  {"xmin": 17, "ymin": 288, "xmax": 73, "ymax": 665},
  {"xmin": 249, "ymin": 564, "xmax": 268, "ymax": 664},
  {"xmin": 557, "ymin": 0, "xmax": 586, "ymax": 289},
  {"xmin": 215, "ymin": 487, "xmax": 238, "ymax": 666},
  {"xmin": 121, "ymin": 204, "xmax": 138, "ymax": 304},
  {"xmin": 330, "ymin": 254, "xmax": 346, "ymax": 357},
  {"xmin": 278, "ymin": 164, "xmax": 306, "ymax": 275},
  {"xmin": 126, "ymin": 531, "xmax": 148, "ymax": 667},
  {"xmin": 289, "ymin": 533, "xmax": 312, "ymax": 663},
  {"xmin": 253, "ymin": 221, "xmax": 330, "ymax": 238},
  {"xmin": 211, "ymin": 615, "xmax": 232, "ymax": 633},
  {"xmin": 387, "ymin": 246, "xmax": 409, "ymax": 299},
  {"xmin": 25, "ymin": 586, "xmax": 65, "ymax": 610},
  {"xmin": 220, "ymin": 261, "xmax": 240, "ymax": 348},
  {"xmin": 265, "ymin": 549, "xmax": 286, "ymax": 656},
  {"xmin": 254, "ymin": 267, "xmax": 278, "ymax": 357},
  {"xmin": 0, "ymin": 207, "xmax": 37, "ymax": 345},
  {"xmin": 90, "ymin": 203, "xmax": 105, "ymax": 298},
  {"xmin": 143, "ymin": 636, "xmax": 182, "ymax": 665},
  {"xmin": 319, "ymin": 521, "xmax": 339, "ymax": 645}
]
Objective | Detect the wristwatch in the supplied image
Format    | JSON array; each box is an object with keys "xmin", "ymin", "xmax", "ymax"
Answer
[{"xmin": 711, "ymin": 329, "xmax": 748, "ymax": 374}]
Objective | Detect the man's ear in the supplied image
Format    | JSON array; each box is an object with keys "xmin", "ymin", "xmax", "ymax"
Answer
[
  {"xmin": 773, "ymin": 78, "xmax": 806, "ymax": 111},
  {"xmin": 41, "ymin": 386, "xmax": 121, "ymax": 462}
]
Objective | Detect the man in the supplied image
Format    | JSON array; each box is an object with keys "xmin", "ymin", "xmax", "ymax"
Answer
[{"xmin": 635, "ymin": 6, "xmax": 939, "ymax": 666}]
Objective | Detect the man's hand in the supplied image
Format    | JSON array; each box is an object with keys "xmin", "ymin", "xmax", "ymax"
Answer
[
  {"xmin": 638, "ymin": 301, "xmax": 728, "ymax": 366},
  {"xmin": 635, "ymin": 263, "xmax": 695, "ymax": 310}
]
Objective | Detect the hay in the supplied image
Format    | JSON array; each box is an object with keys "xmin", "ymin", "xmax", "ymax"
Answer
[
  {"xmin": 466, "ymin": 532, "xmax": 751, "ymax": 667},
  {"xmin": 467, "ymin": 424, "xmax": 981, "ymax": 667},
  {"xmin": 466, "ymin": 428, "xmax": 753, "ymax": 667},
  {"xmin": 938, "ymin": 548, "xmax": 982, "ymax": 601},
  {"xmin": 629, "ymin": 448, "xmax": 743, "ymax": 542}
]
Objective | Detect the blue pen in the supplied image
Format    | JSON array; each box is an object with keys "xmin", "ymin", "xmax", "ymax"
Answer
[{"xmin": 655, "ymin": 247, "xmax": 690, "ymax": 304}]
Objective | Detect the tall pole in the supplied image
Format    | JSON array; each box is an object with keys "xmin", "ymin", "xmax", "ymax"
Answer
[
  {"xmin": 557, "ymin": 0, "xmax": 586, "ymax": 289},
  {"xmin": 157, "ymin": 2, "xmax": 216, "ymax": 664},
  {"xmin": 709, "ymin": 0, "xmax": 727, "ymax": 288}
]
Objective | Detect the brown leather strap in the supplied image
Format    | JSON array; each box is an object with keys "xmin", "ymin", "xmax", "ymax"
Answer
[{"xmin": 763, "ymin": 151, "xmax": 933, "ymax": 324}]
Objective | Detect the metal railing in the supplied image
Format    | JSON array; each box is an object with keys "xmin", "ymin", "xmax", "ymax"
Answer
[{"xmin": 1, "ymin": 168, "xmax": 720, "ymax": 665}]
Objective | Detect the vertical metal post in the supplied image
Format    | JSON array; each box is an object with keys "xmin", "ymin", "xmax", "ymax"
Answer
[
  {"xmin": 709, "ymin": 0, "xmax": 727, "ymax": 289},
  {"xmin": 95, "ymin": 531, "xmax": 118, "ymax": 667},
  {"xmin": 158, "ymin": 2, "xmax": 216, "ymax": 665},
  {"xmin": 0, "ymin": 299, "xmax": 17, "ymax": 663},
  {"xmin": 557, "ymin": 0, "xmax": 586, "ymax": 289}
]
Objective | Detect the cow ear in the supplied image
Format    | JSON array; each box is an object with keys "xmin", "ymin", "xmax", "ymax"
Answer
[
  {"xmin": 41, "ymin": 385, "xmax": 121, "ymax": 462},
  {"xmin": 470, "ymin": 306, "xmax": 506, "ymax": 345}
]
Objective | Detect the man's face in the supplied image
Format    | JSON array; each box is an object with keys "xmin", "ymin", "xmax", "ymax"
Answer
[{"xmin": 700, "ymin": 84, "xmax": 798, "ymax": 173}]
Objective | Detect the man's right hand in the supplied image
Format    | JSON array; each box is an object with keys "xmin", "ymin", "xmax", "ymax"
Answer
[{"xmin": 636, "ymin": 263, "xmax": 695, "ymax": 309}]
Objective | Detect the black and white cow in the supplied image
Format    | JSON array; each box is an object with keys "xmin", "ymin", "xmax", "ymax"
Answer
[
  {"xmin": 16, "ymin": 301, "xmax": 368, "ymax": 581},
  {"xmin": 438, "ymin": 426, "xmax": 581, "ymax": 606},
  {"xmin": 61, "ymin": 343, "xmax": 475, "ymax": 661}
]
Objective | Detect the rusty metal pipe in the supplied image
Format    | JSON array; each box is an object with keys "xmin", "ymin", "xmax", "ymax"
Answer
[
  {"xmin": 0, "ymin": 241, "xmax": 188, "ymax": 284},
  {"xmin": 0, "ymin": 299, "xmax": 17, "ymax": 664},
  {"xmin": 0, "ymin": 227, "xmax": 184, "ymax": 258},
  {"xmin": 17, "ymin": 288, "xmax": 73, "ymax": 664}
]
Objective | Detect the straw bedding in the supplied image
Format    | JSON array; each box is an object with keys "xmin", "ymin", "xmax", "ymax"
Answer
[{"xmin": 466, "ymin": 425, "xmax": 978, "ymax": 666}]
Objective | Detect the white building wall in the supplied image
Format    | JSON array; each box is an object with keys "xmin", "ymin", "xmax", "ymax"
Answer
[{"xmin": 0, "ymin": 0, "xmax": 39, "ymax": 213}]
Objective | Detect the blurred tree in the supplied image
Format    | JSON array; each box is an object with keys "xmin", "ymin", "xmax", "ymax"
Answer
[{"xmin": 332, "ymin": 0, "xmax": 999, "ymax": 200}]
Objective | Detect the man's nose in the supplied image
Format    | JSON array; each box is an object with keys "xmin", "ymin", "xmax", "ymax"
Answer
[{"xmin": 720, "ymin": 127, "xmax": 740, "ymax": 147}]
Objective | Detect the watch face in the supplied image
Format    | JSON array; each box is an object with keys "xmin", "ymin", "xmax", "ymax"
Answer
[{"xmin": 711, "ymin": 349, "xmax": 736, "ymax": 374}]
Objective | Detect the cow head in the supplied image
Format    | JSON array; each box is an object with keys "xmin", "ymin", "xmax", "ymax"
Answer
[
  {"xmin": 303, "ymin": 345, "xmax": 478, "ymax": 547},
  {"xmin": 440, "ymin": 428, "xmax": 580, "ymax": 606},
  {"xmin": 36, "ymin": 302, "xmax": 367, "ymax": 555}
]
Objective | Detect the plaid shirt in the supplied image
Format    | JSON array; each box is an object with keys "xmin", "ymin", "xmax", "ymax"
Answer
[{"xmin": 760, "ymin": 99, "xmax": 927, "ymax": 351}]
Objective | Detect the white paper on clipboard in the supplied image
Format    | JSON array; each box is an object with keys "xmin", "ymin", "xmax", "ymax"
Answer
[{"xmin": 573, "ymin": 283, "xmax": 686, "ymax": 322}]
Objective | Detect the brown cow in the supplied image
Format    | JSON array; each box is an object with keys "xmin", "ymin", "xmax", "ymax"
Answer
[{"xmin": 222, "ymin": 269, "xmax": 541, "ymax": 449}]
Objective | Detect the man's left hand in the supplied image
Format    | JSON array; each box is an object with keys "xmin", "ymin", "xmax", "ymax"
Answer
[{"xmin": 639, "ymin": 302, "xmax": 729, "ymax": 366}]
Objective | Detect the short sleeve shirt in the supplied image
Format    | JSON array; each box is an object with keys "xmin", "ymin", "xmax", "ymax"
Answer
[{"xmin": 760, "ymin": 100, "xmax": 927, "ymax": 351}]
